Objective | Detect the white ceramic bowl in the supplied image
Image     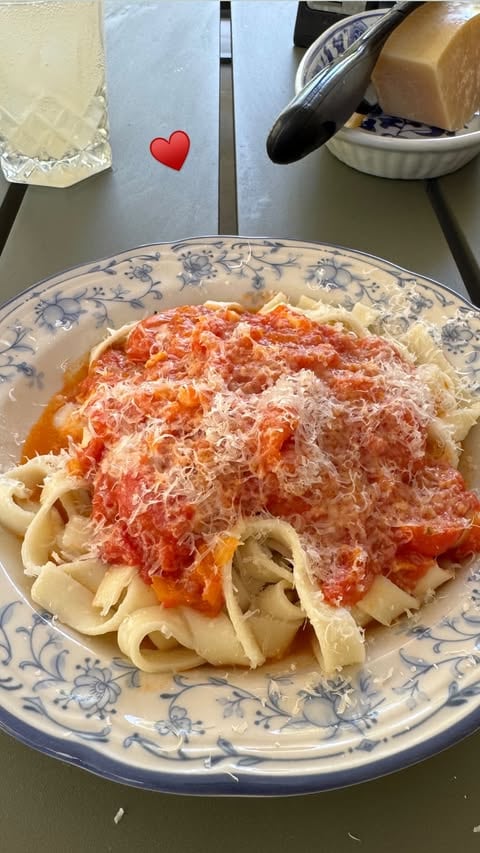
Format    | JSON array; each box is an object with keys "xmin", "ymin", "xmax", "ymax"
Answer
[{"xmin": 295, "ymin": 9, "xmax": 480, "ymax": 180}]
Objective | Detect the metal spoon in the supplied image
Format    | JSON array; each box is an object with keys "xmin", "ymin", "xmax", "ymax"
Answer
[{"xmin": 266, "ymin": 1, "xmax": 423, "ymax": 165}]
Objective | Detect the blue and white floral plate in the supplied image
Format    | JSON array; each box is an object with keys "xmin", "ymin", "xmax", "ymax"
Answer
[
  {"xmin": 1, "ymin": 236, "xmax": 480, "ymax": 796},
  {"xmin": 295, "ymin": 10, "xmax": 480, "ymax": 179}
]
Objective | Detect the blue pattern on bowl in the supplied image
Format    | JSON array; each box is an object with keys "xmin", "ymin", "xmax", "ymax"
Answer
[{"xmin": 302, "ymin": 11, "xmax": 478, "ymax": 141}]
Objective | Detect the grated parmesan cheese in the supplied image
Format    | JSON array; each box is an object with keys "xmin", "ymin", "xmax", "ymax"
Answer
[
  {"xmin": 62, "ymin": 303, "xmax": 480, "ymax": 615},
  {"xmin": 347, "ymin": 832, "xmax": 362, "ymax": 842}
]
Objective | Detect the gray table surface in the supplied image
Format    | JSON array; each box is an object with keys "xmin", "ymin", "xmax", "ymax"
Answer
[
  {"xmin": 0, "ymin": 723, "xmax": 478, "ymax": 853},
  {"xmin": 0, "ymin": 0, "xmax": 220, "ymax": 303},
  {"xmin": 231, "ymin": 0, "xmax": 468, "ymax": 299},
  {"xmin": 1, "ymin": 2, "xmax": 480, "ymax": 851},
  {"xmin": 437, "ymin": 154, "xmax": 480, "ymax": 272}
]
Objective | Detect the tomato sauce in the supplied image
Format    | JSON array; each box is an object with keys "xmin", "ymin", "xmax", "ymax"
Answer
[
  {"xmin": 23, "ymin": 304, "xmax": 480, "ymax": 613},
  {"xmin": 22, "ymin": 359, "xmax": 89, "ymax": 461}
]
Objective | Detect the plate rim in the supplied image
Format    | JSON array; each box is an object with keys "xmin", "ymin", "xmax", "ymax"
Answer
[
  {"xmin": 1, "ymin": 235, "xmax": 479, "ymax": 796},
  {"xmin": 0, "ymin": 694, "xmax": 479, "ymax": 796},
  {"xmin": 1, "ymin": 234, "xmax": 476, "ymax": 316}
]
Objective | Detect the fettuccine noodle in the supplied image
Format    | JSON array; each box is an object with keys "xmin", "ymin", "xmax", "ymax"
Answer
[{"xmin": 1, "ymin": 294, "xmax": 479, "ymax": 673}]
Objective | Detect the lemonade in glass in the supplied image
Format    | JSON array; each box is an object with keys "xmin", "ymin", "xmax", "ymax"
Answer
[{"xmin": 0, "ymin": 0, "xmax": 112, "ymax": 187}]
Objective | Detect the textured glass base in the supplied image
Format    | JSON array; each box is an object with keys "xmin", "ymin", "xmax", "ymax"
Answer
[{"xmin": 0, "ymin": 92, "xmax": 112, "ymax": 188}]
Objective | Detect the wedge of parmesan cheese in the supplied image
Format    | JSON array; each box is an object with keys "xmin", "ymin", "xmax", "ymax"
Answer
[{"xmin": 371, "ymin": 3, "xmax": 480, "ymax": 131}]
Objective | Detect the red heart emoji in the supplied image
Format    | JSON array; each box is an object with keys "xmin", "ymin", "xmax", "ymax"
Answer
[{"xmin": 150, "ymin": 131, "xmax": 190, "ymax": 171}]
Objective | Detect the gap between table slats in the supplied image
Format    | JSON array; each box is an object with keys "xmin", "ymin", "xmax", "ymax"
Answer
[{"xmin": 426, "ymin": 179, "xmax": 480, "ymax": 308}]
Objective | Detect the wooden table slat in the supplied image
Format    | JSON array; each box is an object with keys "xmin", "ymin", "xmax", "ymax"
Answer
[
  {"xmin": 436, "ymin": 155, "xmax": 480, "ymax": 285},
  {"xmin": 0, "ymin": 0, "xmax": 220, "ymax": 300}
]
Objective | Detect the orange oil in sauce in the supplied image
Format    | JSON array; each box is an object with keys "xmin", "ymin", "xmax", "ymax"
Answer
[{"xmin": 21, "ymin": 358, "xmax": 88, "ymax": 461}]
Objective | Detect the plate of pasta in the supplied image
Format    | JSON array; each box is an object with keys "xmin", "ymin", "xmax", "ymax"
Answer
[{"xmin": 1, "ymin": 236, "xmax": 480, "ymax": 795}]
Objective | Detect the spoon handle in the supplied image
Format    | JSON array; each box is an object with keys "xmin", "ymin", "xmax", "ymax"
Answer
[{"xmin": 266, "ymin": 1, "xmax": 423, "ymax": 165}]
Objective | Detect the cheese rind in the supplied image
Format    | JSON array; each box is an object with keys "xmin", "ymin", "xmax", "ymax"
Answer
[{"xmin": 371, "ymin": 3, "xmax": 480, "ymax": 132}]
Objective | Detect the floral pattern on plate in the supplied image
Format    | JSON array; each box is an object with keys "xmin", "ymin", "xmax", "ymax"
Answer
[{"xmin": 0, "ymin": 236, "xmax": 479, "ymax": 794}]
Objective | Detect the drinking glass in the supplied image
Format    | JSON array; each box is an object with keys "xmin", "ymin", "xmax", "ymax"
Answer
[{"xmin": 0, "ymin": 0, "xmax": 112, "ymax": 187}]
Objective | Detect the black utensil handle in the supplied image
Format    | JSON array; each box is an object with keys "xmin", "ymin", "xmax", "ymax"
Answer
[{"xmin": 267, "ymin": 1, "xmax": 423, "ymax": 164}]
